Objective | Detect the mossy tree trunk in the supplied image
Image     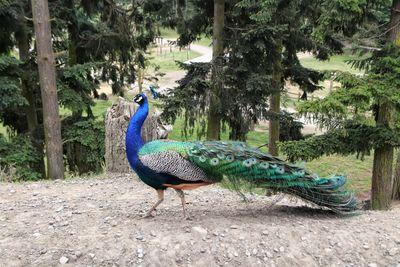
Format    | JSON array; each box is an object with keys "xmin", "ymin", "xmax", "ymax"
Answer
[
  {"xmin": 31, "ymin": 0, "xmax": 64, "ymax": 179},
  {"xmin": 371, "ymin": 0, "xmax": 400, "ymax": 209},
  {"xmin": 207, "ymin": 0, "xmax": 224, "ymax": 140},
  {"xmin": 268, "ymin": 39, "xmax": 283, "ymax": 156}
]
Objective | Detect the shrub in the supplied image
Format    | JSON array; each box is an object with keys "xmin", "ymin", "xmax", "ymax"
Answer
[
  {"xmin": 62, "ymin": 117, "xmax": 105, "ymax": 174},
  {"xmin": 0, "ymin": 134, "xmax": 41, "ymax": 181}
]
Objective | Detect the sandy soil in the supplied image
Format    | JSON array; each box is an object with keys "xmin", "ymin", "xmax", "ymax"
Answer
[{"xmin": 1, "ymin": 175, "xmax": 400, "ymax": 267}]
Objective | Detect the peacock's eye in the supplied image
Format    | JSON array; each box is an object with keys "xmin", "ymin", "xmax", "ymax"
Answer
[
  {"xmin": 226, "ymin": 155, "xmax": 234, "ymax": 162},
  {"xmin": 243, "ymin": 159, "xmax": 253, "ymax": 167},
  {"xmin": 260, "ymin": 162, "xmax": 269, "ymax": 169},
  {"xmin": 210, "ymin": 158, "xmax": 219, "ymax": 166}
]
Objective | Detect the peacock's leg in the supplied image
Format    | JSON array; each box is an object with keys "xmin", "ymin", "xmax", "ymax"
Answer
[
  {"xmin": 144, "ymin": 189, "xmax": 164, "ymax": 218},
  {"xmin": 175, "ymin": 189, "xmax": 187, "ymax": 219}
]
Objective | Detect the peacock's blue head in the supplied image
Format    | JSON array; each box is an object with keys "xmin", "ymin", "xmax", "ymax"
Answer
[{"xmin": 133, "ymin": 93, "xmax": 147, "ymax": 105}]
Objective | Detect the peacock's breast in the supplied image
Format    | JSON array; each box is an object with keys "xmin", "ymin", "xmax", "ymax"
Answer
[{"xmin": 134, "ymin": 162, "xmax": 167, "ymax": 190}]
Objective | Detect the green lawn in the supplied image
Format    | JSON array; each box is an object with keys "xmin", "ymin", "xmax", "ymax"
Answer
[
  {"xmin": 0, "ymin": 123, "xmax": 9, "ymax": 139},
  {"xmin": 306, "ymin": 154, "xmax": 372, "ymax": 193},
  {"xmin": 148, "ymin": 48, "xmax": 201, "ymax": 71},
  {"xmin": 194, "ymin": 34, "xmax": 212, "ymax": 47},
  {"xmin": 299, "ymin": 50, "xmax": 367, "ymax": 74},
  {"xmin": 159, "ymin": 27, "xmax": 179, "ymax": 39}
]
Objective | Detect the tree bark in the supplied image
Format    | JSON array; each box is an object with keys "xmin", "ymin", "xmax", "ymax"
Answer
[
  {"xmin": 371, "ymin": 0, "xmax": 400, "ymax": 209},
  {"xmin": 392, "ymin": 150, "xmax": 400, "ymax": 199},
  {"xmin": 268, "ymin": 39, "xmax": 283, "ymax": 156},
  {"xmin": 31, "ymin": 0, "xmax": 64, "ymax": 179},
  {"xmin": 207, "ymin": 0, "xmax": 224, "ymax": 140}
]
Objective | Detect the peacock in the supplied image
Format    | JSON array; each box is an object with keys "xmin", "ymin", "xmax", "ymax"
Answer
[{"xmin": 126, "ymin": 93, "xmax": 357, "ymax": 218}]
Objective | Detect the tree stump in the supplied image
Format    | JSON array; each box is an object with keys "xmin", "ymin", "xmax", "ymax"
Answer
[{"xmin": 105, "ymin": 97, "xmax": 171, "ymax": 173}]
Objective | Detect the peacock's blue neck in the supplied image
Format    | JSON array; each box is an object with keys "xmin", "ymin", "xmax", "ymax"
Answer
[{"xmin": 126, "ymin": 101, "xmax": 148, "ymax": 168}]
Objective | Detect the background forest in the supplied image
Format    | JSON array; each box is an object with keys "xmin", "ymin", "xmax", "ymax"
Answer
[{"xmin": 0, "ymin": 0, "xmax": 400, "ymax": 210}]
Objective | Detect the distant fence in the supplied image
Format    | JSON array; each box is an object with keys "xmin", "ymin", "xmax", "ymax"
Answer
[{"xmin": 153, "ymin": 36, "xmax": 191, "ymax": 60}]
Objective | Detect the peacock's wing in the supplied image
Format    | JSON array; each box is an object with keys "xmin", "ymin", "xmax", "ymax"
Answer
[{"xmin": 138, "ymin": 140, "xmax": 215, "ymax": 183}]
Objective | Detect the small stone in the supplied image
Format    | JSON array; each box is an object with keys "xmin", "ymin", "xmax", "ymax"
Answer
[
  {"xmin": 388, "ymin": 248, "xmax": 398, "ymax": 256},
  {"xmin": 301, "ymin": 236, "xmax": 307, "ymax": 241},
  {"xmin": 136, "ymin": 235, "xmax": 144, "ymax": 241},
  {"xmin": 266, "ymin": 251, "xmax": 273, "ymax": 258},
  {"xmin": 110, "ymin": 221, "xmax": 117, "ymax": 227},
  {"xmin": 56, "ymin": 206, "xmax": 64, "ymax": 212},
  {"xmin": 200, "ymin": 248, "xmax": 206, "ymax": 253},
  {"xmin": 59, "ymin": 256, "xmax": 69, "ymax": 264},
  {"xmin": 150, "ymin": 231, "xmax": 156, "ymax": 237},
  {"xmin": 89, "ymin": 253, "xmax": 95, "ymax": 258},
  {"xmin": 368, "ymin": 263, "xmax": 377, "ymax": 267},
  {"xmin": 230, "ymin": 225, "xmax": 239, "ymax": 229},
  {"xmin": 252, "ymin": 249, "xmax": 258, "ymax": 255},
  {"xmin": 32, "ymin": 232, "xmax": 41, "ymax": 237},
  {"xmin": 363, "ymin": 244, "xmax": 370, "ymax": 250},
  {"xmin": 262, "ymin": 230, "xmax": 268, "ymax": 236},
  {"xmin": 234, "ymin": 252, "xmax": 238, "ymax": 257},
  {"xmin": 273, "ymin": 248, "xmax": 279, "ymax": 253},
  {"xmin": 192, "ymin": 226, "xmax": 208, "ymax": 238},
  {"xmin": 279, "ymin": 246, "xmax": 285, "ymax": 253}
]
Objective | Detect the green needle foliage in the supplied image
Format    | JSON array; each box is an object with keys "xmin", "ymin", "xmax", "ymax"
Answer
[{"xmin": 281, "ymin": 45, "xmax": 400, "ymax": 163}]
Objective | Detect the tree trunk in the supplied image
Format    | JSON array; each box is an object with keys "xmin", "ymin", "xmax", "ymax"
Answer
[
  {"xmin": 31, "ymin": 0, "xmax": 64, "ymax": 179},
  {"xmin": 105, "ymin": 97, "xmax": 172, "ymax": 173},
  {"xmin": 389, "ymin": 0, "xmax": 400, "ymax": 45},
  {"xmin": 392, "ymin": 150, "xmax": 400, "ymax": 199},
  {"xmin": 371, "ymin": 101, "xmax": 394, "ymax": 210},
  {"xmin": 371, "ymin": 0, "xmax": 400, "ymax": 209},
  {"xmin": 268, "ymin": 39, "xmax": 283, "ymax": 156},
  {"xmin": 207, "ymin": 0, "xmax": 224, "ymax": 140}
]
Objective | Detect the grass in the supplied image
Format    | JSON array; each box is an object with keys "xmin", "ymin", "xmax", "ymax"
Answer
[
  {"xmin": 194, "ymin": 34, "xmax": 212, "ymax": 47},
  {"xmin": 306, "ymin": 154, "xmax": 372, "ymax": 193},
  {"xmin": 159, "ymin": 27, "xmax": 179, "ymax": 39},
  {"xmin": 149, "ymin": 48, "xmax": 201, "ymax": 71},
  {"xmin": 299, "ymin": 50, "xmax": 367, "ymax": 75},
  {"xmin": 0, "ymin": 123, "xmax": 9, "ymax": 139},
  {"xmin": 159, "ymin": 27, "xmax": 212, "ymax": 47}
]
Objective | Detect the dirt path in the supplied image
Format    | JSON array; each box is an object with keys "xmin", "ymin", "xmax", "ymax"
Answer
[{"xmin": 1, "ymin": 175, "xmax": 399, "ymax": 266}]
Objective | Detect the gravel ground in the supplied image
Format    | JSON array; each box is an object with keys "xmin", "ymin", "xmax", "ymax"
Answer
[{"xmin": 1, "ymin": 174, "xmax": 400, "ymax": 267}]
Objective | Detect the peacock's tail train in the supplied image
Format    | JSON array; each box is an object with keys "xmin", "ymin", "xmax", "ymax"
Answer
[
  {"xmin": 281, "ymin": 176, "xmax": 357, "ymax": 213},
  {"xmin": 186, "ymin": 141, "xmax": 358, "ymax": 213}
]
